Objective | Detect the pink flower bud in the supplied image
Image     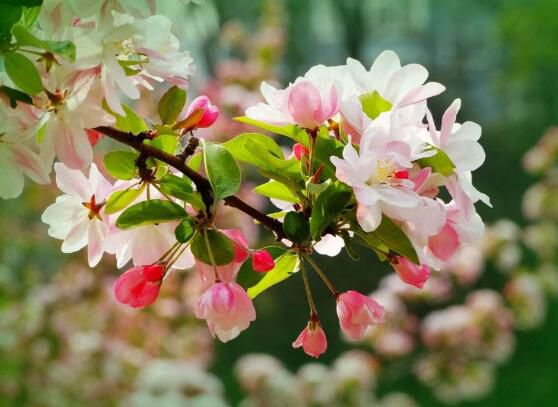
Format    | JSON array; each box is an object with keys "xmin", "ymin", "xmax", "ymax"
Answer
[
  {"xmin": 113, "ymin": 264, "xmax": 165, "ymax": 308},
  {"xmin": 293, "ymin": 143, "xmax": 308, "ymax": 160},
  {"xmin": 183, "ymin": 95, "xmax": 219, "ymax": 130},
  {"xmin": 336, "ymin": 291, "xmax": 385, "ymax": 340},
  {"xmin": 287, "ymin": 80, "xmax": 338, "ymax": 130},
  {"xmin": 252, "ymin": 249, "xmax": 275, "ymax": 272},
  {"xmin": 392, "ymin": 257, "xmax": 430, "ymax": 288},
  {"xmin": 292, "ymin": 319, "xmax": 327, "ymax": 358},
  {"xmin": 195, "ymin": 282, "xmax": 256, "ymax": 342}
]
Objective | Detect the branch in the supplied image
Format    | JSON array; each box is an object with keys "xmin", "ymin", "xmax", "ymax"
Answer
[{"xmin": 94, "ymin": 126, "xmax": 286, "ymax": 239}]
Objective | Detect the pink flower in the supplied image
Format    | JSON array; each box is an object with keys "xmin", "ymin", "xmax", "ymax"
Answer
[
  {"xmin": 428, "ymin": 222, "xmax": 460, "ymax": 261},
  {"xmin": 195, "ymin": 282, "xmax": 256, "ymax": 342},
  {"xmin": 223, "ymin": 228, "xmax": 250, "ymax": 263},
  {"xmin": 292, "ymin": 319, "xmax": 328, "ymax": 358},
  {"xmin": 392, "ymin": 257, "xmax": 431, "ymax": 288},
  {"xmin": 113, "ymin": 264, "xmax": 165, "ymax": 308},
  {"xmin": 179, "ymin": 96, "xmax": 219, "ymax": 130},
  {"xmin": 252, "ymin": 249, "xmax": 275, "ymax": 272},
  {"xmin": 337, "ymin": 290, "xmax": 385, "ymax": 340},
  {"xmin": 287, "ymin": 80, "xmax": 338, "ymax": 130}
]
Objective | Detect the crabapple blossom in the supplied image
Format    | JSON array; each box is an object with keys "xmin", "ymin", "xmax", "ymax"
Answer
[
  {"xmin": 246, "ymin": 78, "xmax": 339, "ymax": 129},
  {"xmin": 195, "ymin": 282, "xmax": 256, "ymax": 342},
  {"xmin": 113, "ymin": 264, "xmax": 166, "ymax": 308},
  {"xmin": 41, "ymin": 163, "xmax": 112, "ymax": 267},
  {"xmin": 336, "ymin": 290, "xmax": 385, "ymax": 340},
  {"xmin": 292, "ymin": 319, "xmax": 328, "ymax": 358}
]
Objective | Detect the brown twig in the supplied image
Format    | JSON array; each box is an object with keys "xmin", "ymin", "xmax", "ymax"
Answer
[{"xmin": 94, "ymin": 126, "xmax": 286, "ymax": 239}]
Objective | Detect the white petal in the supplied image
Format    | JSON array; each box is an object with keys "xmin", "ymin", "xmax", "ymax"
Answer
[
  {"xmin": 61, "ymin": 218, "xmax": 89, "ymax": 253},
  {"xmin": 314, "ymin": 234, "xmax": 345, "ymax": 257},
  {"xmin": 54, "ymin": 162, "xmax": 91, "ymax": 200},
  {"xmin": 0, "ymin": 147, "xmax": 25, "ymax": 199},
  {"xmin": 384, "ymin": 64, "xmax": 428, "ymax": 105},
  {"xmin": 87, "ymin": 221, "xmax": 108, "ymax": 267}
]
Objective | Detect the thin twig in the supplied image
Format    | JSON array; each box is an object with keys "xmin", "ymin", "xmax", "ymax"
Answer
[{"xmin": 93, "ymin": 126, "xmax": 286, "ymax": 239}]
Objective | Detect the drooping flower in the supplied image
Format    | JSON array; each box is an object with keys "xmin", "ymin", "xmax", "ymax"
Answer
[
  {"xmin": 252, "ymin": 249, "xmax": 275, "ymax": 272},
  {"xmin": 392, "ymin": 257, "xmax": 431, "ymax": 288},
  {"xmin": 113, "ymin": 264, "xmax": 165, "ymax": 308},
  {"xmin": 336, "ymin": 290, "xmax": 385, "ymax": 340},
  {"xmin": 41, "ymin": 163, "xmax": 112, "ymax": 267},
  {"xmin": 292, "ymin": 319, "xmax": 328, "ymax": 358},
  {"xmin": 195, "ymin": 282, "xmax": 256, "ymax": 342}
]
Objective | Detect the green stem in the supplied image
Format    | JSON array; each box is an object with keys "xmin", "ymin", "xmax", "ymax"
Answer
[
  {"xmin": 300, "ymin": 257, "xmax": 317, "ymax": 317},
  {"xmin": 304, "ymin": 254, "xmax": 339, "ymax": 297}
]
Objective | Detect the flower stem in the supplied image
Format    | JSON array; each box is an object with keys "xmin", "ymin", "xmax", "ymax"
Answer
[
  {"xmin": 304, "ymin": 254, "xmax": 339, "ymax": 297},
  {"xmin": 300, "ymin": 257, "xmax": 317, "ymax": 317}
]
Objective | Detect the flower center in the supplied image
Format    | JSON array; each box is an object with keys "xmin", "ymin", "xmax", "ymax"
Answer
[
  {"xmin": 366, "ymin": 160, "xmax": 409, "ymax": 187},
  {"xmin": 82, "ymin": 195, "xmax": 104, "ymax": 220}
]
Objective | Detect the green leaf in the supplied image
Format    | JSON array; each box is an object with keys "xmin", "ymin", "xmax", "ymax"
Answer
[
  {"xmin": 190, "ymin": 229, "xmax": 234, "ymax": 265},
  {"xmin": 158, "ymin": 174, "xmax": 204, "ymax": 209},
  {"xmin": 103, "ymin": 101, "xmax": 148, "ymax": 135},
  {"xmin": 234, "ymin": 116, "xmax": 309, "ymax": 144},
  {"xmin": 175, "ymin": 218, "xmax": 196, "ymax": 243},
  {"xmin": 246, "ymin": 251, "xmax": 299, "ymax": 299},
  {"xmin": 116, "ymin": 199, "xmax": 187, "ymax": 230},
  {"xmin": 354, "ymin": 217, "xmax": 419, "ymax": 264},
  {"xmin": 18, "ymin": 5, "xmax": 41, "ymax": 28},
  {"xmin": 283, "ymin": 212, "xmax": 310, "ymax": 244},
  {"xmin": 12, "ymin": 24, "xmax": 76, "ymax": 61},
  {"xmin": 359, "ymin": 91, "xmax": 393, "ymax": 120},
  {"xmin": 105, "ymin": 186, "xmax": 144, "ymax": 215},
  {"xmin": 310, "ymin": 182, "xmax": 352, "ymax": 240},
  {"xmin": 253, "ymin": 180, "xmax": 299, "ymax": 203},
  {"xmin": 202, "ymin": 139, "xmax": 241, "ymax": 201},
  {"xmin": 103, "ymin": 150, "xmax": 137, "ymax": 180},
  {"xmin": 0, "ymin": 85, "xmax": 32, "ymax": 108},
  {"xmin": 188, "ymin": 152, "xmax": 202, "ymax": 171},
  {"xmin": 145, "ymin": 134, "xmax": 178, "ymax": 154},
  {"xmin": 158, "ymin": 86, "xmax": 187, "ymax": 125},
  {"xmin": 224, "ymin": 133, "xmax": 302, "ymax": 182},
  {"xmin": 0, "ymin": 3, "xmax": 22, "ymax": 45},
  {"xmin": 3, "ymin": 51, "xmax": 43, "ymax": 95},
  {"xmin": 416, "ymin": 145, "xmax": 456, "ymax": 177},
  {"xmin": 237, "ymin": 246, "xmax": 287, "ymax": 290}
]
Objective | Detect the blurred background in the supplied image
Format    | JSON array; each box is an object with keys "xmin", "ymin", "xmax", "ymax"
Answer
[{"xmin": 1, "ymin": 0, "xmax": 558, "ymax": 405}]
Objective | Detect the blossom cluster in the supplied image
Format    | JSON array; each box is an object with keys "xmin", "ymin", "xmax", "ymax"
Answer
[{"xmin": 0, "ymin": 0, "xmax": 489, "ymax": 357}]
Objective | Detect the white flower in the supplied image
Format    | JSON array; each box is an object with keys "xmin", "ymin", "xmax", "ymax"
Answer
[{"xmin": 41, "ymin": 163, "xmax": 112, "ymax": 267}]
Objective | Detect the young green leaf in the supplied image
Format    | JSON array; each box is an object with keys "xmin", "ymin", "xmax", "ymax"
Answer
[
  {"xmin": 190, "ymin": 229, "xmax": 234, "ymax": 265},
  {"xmin": 246, "ymin": 251, "xmax": 300, "ymax": 299},
  {"xmin": 354, "ymin": 217, "xmax": 419, "ymax": 264},
  {"xmin": 283, "ymin": 212, "xmax": 310, "ymax": 244},
  {"xmin": 310, "ymin": 182, "xmax": 352, "ymax": 240},
  {"xmin": 158, "ymin": 86, "xmax": 187, "ymax": 125},
  {"xmin": 12, "ymin": 24, "xmax": 76, "ymax": 62},
  {"xmin": 145, "ymin": 134, "xmax": 178, "ymax": 154},
  {"xmin": 158, "ymin": 174, "xmax": 204, "ymax": 209},
  {"xmin": 253, "ymin": 180, "xmax": 299, "ymax": 203},
  {"xmin": 3, "ymin": 51, "xmax": 43, "ymax": 95},
  {"xmin": 233, "ymin": 116, "xmax": 309, "ymax": 145},
  {"xmin": 116, "ymin": 199, "xmax": 187, "ymax": 230},
  {"xmin": 105, "ymin": 186, "xmax": 144, "ymax": 215},
  {"xmin": 175, "ymin": 218, "xmax": 196, "ymax": 243},
  {"xmin": 103, "ymin": 150, "xmax": 137, "ymax": 180},
  {"xmin": 103, "ymin": 101, "xmax": 148, "ymax": 135},
  {"xmin": 202, "ymin": 139, "xmax": 241, "ymax": 201},
  {"xmin": 416, "ymin": 145, "xmax": 456, "ymax": 177},
  {"xmin": 359, "ymin": 91, "xmax": 393, "ymax": 120}
]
